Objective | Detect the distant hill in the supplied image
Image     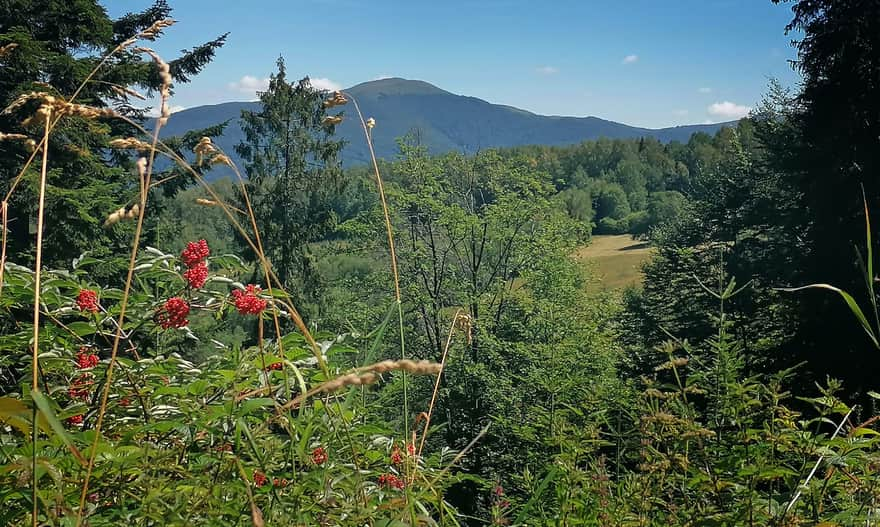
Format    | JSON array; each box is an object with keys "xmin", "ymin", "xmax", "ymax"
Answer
[{"xmin": 158, "ymin": 77, "xmax": 734, "ymax": 170}]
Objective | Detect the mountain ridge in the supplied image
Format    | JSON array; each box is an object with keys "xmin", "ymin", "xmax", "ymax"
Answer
[{"xmin": 158, "ymin": 77, "xmax": 735, "ymax": 169}]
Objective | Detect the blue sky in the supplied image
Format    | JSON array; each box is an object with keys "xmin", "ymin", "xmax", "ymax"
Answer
[{"xmin": 107, "ymin": 0, "xmax": 802, "ymax": 128}]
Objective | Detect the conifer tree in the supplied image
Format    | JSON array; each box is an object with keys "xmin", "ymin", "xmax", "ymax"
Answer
[
  {"xmin": 0, "ymin": 0, "xmax": 226, "ymax": 271},
  {"xmin": 235, "ymin": 56, "xmax": 345, "ymax": 314}
]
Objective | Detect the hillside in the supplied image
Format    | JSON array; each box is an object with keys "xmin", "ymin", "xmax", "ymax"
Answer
[{"xmin": 158, "ymin": 77, "xmax": 734, "ymax": 169}]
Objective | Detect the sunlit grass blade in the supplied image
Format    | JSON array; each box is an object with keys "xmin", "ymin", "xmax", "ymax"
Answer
[{"xmin": 780, "ymin": 283, "xmax": 879, "ymax": 348}]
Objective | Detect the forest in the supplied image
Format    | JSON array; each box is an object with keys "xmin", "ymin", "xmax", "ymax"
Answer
[{"xmin": 1, "ymin": 0, "xmax": 880, "ymax": 525}]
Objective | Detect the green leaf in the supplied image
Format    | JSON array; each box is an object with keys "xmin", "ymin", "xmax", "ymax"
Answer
[
  {"xmin": 31, "ymin": 391, "xmax": 86, "ymax": 466},
  {"xmin": 0, "ymin": 397, "xmax": 48, "ymax": 435}
]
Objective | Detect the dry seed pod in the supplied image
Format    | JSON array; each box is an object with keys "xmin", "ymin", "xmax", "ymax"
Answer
[
  {"xmin": 366, "ymin": 117, "xmax": 376, "ymax": 129},
  {"xmin": 109, "ymin": 137, "xmax": 153, "ymax": 151},
  {"xmin": 323, "ymin": 91, "xmax": 348, "ymax": 108},
  {"xmin": 140, "ymin": 19, "xmax": 175, "ymax": 40},
  {"xmin": 110, "ymin": 85, "xmax": 147, "ymax": 101},
  {"xmin": 194, "ymin": 136, "xmax": 219, "ymax": 165},
  {"xmin": 0, "ymin": 43, "xmax": 17, "ymax": 58},
  {"xmin": 321, "ymin": 115, "xmax": 343, "ymax": 126}
]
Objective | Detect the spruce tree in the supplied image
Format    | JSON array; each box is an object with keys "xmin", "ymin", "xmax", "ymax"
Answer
[
  {"xmin": 0, "ymin": 0, "xmax": 226, "ymax": 272},
  {"xmin": 235, "ymin": 56, "xmax": 345, "ymax": 315}
]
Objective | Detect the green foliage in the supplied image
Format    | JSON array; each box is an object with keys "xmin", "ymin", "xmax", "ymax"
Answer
[{"xmin": 0, "ymin": 248, "xmax": 459, "ymax": 526}]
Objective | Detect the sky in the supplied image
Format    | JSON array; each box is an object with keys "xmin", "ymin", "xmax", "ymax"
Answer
[{"xmin": 106, "ymin": 0, "xmax": 803, "ymax": 129}]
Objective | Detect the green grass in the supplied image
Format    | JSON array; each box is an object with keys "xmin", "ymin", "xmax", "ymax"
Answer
[{"xmin": 574, "ymin": 234, "xmax": 652, "ymax": 291}]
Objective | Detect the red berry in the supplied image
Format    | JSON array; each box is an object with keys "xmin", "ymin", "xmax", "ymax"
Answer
[
  {"xmin": 253, "ymin": 471, "xmax": 268, "ymax": 487},
  {"xmin": 181, "ymin": 239, "xmax": 210, "ymax": 268},
  {"xmin": 263, "ymin": 361, "xmax": 283, "ymax": 372},
  {"xmin": 76, "ymin": 289, "xmax": 99, "ymax": 313},
  {"xmin": 311, "ymin": 446, "xmax": 327, "ymax": 465},
  {"xmin": 157, "ymin": 297, "xmax": 190, "ymax": 329},
  {"xmin": 378, "ymin": 473, "xmax": 405, "ymax": 490},
  {"xmin": 67, "ymin": 414, "xmax": 84, "ymax": 426},
  {"xmin": 391, "ymin": 446, "xmax": 403, "ymax": 465},
  {"xmin": 75, "ymin": 350, "xmax": 99, "ymax": 369},
  {"xmin": 231, "ymin": 284, "xmax": 267, "ymax": 315},
  {"xmin": 183, "ymin": 261, "xmax": 208, "ymax": 288}
]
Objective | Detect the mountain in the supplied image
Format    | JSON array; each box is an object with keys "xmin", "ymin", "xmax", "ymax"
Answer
[{"xmin": 158, "ymin": 77, "xmax": 733, "ymax": 170}]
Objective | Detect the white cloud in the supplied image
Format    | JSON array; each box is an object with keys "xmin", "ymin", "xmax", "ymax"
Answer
[
  {"xmin": 143, "ymin": 104, "xmax": 186, "ymax": 118},
  {"xmin": 707, "ymin": 101, "xmax": 751, "ymax": 120},
  {"xmin": 228, "ymin": 74, "xmax": 341, "ymax": 98},
  {"xmin": 698, "ymin": 87, "xmax": 712, "ymax": 94},
  {"xmin": 228, "ymin": 75, "xmax": 270, "ymax": 96},
  {"xmin": 622, "ymin": 54, "xmax": 638, "ymax": 64},
  {"xmin": 308, "ymin": 77, "xmax": 341, "ymax": 92},
  {"xmin": 535, "ymin": 65, "xmax": 559, "ymax": 75}
]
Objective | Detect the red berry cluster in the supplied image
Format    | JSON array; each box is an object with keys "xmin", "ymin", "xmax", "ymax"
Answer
[
  {"xmin": 183, "ymin": 262, "xmax": 208, "ymax": 289},
  {"xmin": 181, "ymin": 239, "xmax": 210, "ymax": 268},
  {"xmin": 157, "ymin": 297, "xmax": 190, "ymax": 329},
  {"xmin": 181, "ymin": 240, "xmax": 210, "ymax": 288},
  {"xmin": 311, "ymin": 446, "xmax": 328, "ymax": 465},
  {"xmin": 76, "ymin": 289, "xmax": 99, "ymax": 313},
  {"xmin": 263, "ymin": 361, "xmax": 283, "ymax": 372},
  {"xmin": 378, "ymin": 473, "xmax": 405, "ymax": 490},
  {"xmin": 390, "ymin": 446, "xmax": 403, "ymax": 465},
  {"xmin": 231, "ymin": 284, "xmax": 267, "ymax": 315},
  {"xmin": 252, "ymin": 471, "xmax": 289, "ymax": 488},
  {"xmin": 66, "ymin": 414, "xmax": 84, "ymax": 426},
  {"xmin": 75, "ymin": 348, "xmax": 99, "ymax": 369}
]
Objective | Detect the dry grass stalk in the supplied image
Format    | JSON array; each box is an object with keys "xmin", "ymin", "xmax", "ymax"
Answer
[
  {"xmin": 103, "ymin": 204, "xmax": 140, "ymax": 227},
  {"xmin": 279, "ymin": 360, "xmax": 442, "ymax": 412},
  {"xmin": 3, "ymin": 92, "xmax": 117, "ymax": 127},
  {"xmin": 139, "ymin": 19, "xmax": 175, "ymax": 40},
  {"xmin": 77, "ymin": 50, "xmax": 171, "ymax": 521},
  {"xmin": 0, "ymin": 201, "xmax": 7, "ymax": 299},
  {"xmin": 109, "ymin": 137, "xmax": 153, "ymax": 151},
  {"xmin": 0, "ymin": 42, "xmax": 18, "ymax": 58},
  {"xmin": 29, "ymin": 106, "xmax": 53, "ymax": 527},
  {"xmin": 655, "ymin": 357, "xmax": 688, "ymax": 371},
  {"xmin": 135, "ymin": 47, "xmax": 172, "ymax": 126},
  {"xmin": 109, "ymin": 85, "xmax": 147, "ymax": 101},
  {"xmin": 0, "ymin": 132, "xmax": 35, "ymax": 150},
  {"xmin": 363, "ymin": 359, "xmax": 441, "ymax": 375},
  {"xmin": 343, "ymin": 91, "xmax": 410, "ymax": 431},
  {"xmin": 323, "ymin": 91, "xmax": 348, "ymax": 108},
  {"xmin": 208, "ymin": 153, "xmax": 233, "ymax": 167},
  {"xmin": 194, "ymin": 136, "xmax": 219, "ymax": 165},
  {"xmin": 418, "ymin": 310, "xmax": 469, "ymax": 458}
]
